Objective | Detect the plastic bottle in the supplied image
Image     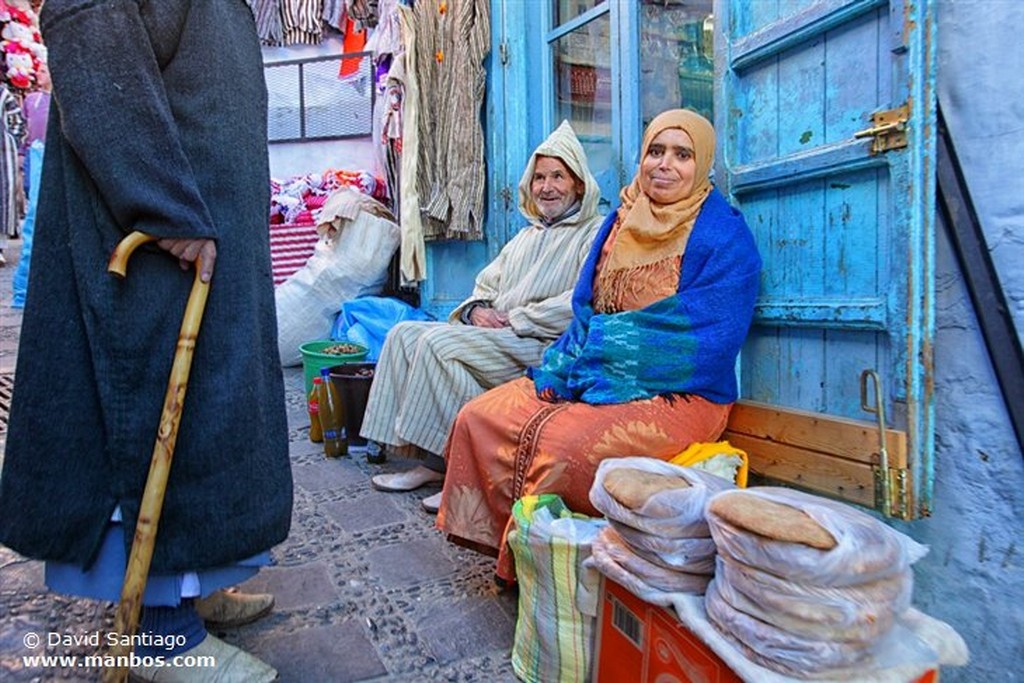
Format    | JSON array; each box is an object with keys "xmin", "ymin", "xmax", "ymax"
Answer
[
  {"xmin": 318, "ymin": 367, "xmax": 347, "ymax": 458},
  {"xmin": 308, "ymin": 376, "xmax": 324, "ymax": 443}
]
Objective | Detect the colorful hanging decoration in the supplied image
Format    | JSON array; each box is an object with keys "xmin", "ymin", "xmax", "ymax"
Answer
[{"xmin": 0, "ymin": 1, "xmax": 45, "ymax": 92}]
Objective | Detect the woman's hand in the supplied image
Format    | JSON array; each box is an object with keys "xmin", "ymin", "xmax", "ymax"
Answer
[
  {"xmin": 469, "ymin": 306, "xmax": 510, "ymax": 328},
  {"xmin": 156, "ymin": 237, "xmax": 217, "ymax": 283}
]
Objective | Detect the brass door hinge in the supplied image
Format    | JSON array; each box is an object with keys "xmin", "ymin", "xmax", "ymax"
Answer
[
  {"xmin": 854, "ymin": 104, "xmax": 910, "ymax": 155},
  {"xmin": 873, "ymin": 465, "xmax": 912, "ymax": 520}
]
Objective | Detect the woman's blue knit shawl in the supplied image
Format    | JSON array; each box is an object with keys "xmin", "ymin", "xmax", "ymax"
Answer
[{"xmin": 529, "ymin": 188, "xmax": 761, "ymax": 405}]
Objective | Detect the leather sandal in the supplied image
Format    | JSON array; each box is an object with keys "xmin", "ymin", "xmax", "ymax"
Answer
[{"xmin": 195, "ymin": 588, "xmax": 274, "ymax": 629}]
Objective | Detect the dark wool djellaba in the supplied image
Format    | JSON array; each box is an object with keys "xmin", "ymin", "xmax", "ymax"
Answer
[{"xmin": 0, "ymin": 1, "xmax": 293, "ymax": 573}]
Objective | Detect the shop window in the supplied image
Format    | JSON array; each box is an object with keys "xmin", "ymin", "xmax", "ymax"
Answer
[
  {"xmin": 551, "ymin": 12, "xmax": 614, "ymax": 190},
  {"xmin": 639, "ymin": 2, "xmax": 714, "ymax": 130},
  {"xmin": 554, "ymin": 0, "xmax": 603, "ymax": 25}
]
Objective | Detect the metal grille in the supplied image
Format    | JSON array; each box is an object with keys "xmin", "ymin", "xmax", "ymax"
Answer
[
  {"xmin": 0, "ymin": 373, "xmax": 13, "ymax": 434},
  {"xmin": 265, "ymin": 52, "xmax": 374, "ymax": 143}
]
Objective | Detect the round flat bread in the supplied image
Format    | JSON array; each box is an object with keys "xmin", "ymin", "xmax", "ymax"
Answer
[
  {"xmin": 603, "ymin": 468, "xmax": 690, "ymax": 510},
  {"xmin": 709, "ymin": 492, "xmax": 837, "ymax": 550}
]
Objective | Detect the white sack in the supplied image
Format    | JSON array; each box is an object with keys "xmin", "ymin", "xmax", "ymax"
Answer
[{"xmin": 275, "ymin": 211, "xmax": 400, "ymax": 366}]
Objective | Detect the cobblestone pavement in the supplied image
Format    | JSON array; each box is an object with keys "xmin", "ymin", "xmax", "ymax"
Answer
[{"xmin": 0, "ymin": 240, "xmax": 520, "ymax": 682}]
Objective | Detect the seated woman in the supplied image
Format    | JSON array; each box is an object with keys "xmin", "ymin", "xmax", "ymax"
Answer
[{"xmin": 435, "ymin": 109, "xmax": 762, "ymax": 583}]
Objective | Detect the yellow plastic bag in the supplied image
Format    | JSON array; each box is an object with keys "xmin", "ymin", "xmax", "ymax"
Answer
[{"xmin": 670, "ymin": 440, "xmax": 749, "ymax": 488}]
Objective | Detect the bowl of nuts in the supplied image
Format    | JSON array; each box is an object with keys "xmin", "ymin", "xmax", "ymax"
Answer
[{"xmin": 299, "ymin": 339, "xmax": 370, "ymax": 394}]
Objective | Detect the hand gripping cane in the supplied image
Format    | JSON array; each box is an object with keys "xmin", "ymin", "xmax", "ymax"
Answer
[{"xmin": 103, "ymin": 232, "xmax": 211, "ymax": 683}]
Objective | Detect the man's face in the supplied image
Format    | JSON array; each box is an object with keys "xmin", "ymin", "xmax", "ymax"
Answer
[
  {"xmin": 531, "ymin": 156, "xmax": 584, "ymax": 221},
  {"xmin": 640, "ymin": 128, "xmax": 697, "ymax": 204}
]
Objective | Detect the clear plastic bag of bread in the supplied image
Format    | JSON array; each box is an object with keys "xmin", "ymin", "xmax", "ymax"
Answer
[
  {"xmin": 714, "ymin": 555, "xmax": 913, "ymax": 643},
  {"xmin": 589, "ymin": 457, "xmax": 736, "ymax": 539},
  {"xmin": 609, "ymin": 520, "xmax": 717, "ymax": 574},
  {"xmin": 590, "ymin": 525, "xmax": 713, "ymax": 593},
  {"xmin": 585, "ymin": 527, "xmax": 712, "ymax": 605},
  {"xmin": 705, "ymin": 578, "xmax": 886, "ymax": 677},
  {"xmin": 705, "ymin": 487, "xmax": 928, "ymax": 587}
]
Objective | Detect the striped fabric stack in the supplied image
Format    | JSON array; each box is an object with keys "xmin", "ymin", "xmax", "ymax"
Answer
[
  {"xmin": 267, "ymin": 171, "xmax": 384, "ymax": 286},
  {"xmin": 268, "ymin": 221, "xmax": 320, "ymax": 286}
]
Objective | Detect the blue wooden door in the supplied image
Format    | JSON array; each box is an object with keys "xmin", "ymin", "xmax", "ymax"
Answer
[{"xmin": 715, "ymin": 0, "xmax": 937, "ymax": 516}]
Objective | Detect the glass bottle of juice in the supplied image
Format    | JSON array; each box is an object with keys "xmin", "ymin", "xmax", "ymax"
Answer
[
  {"xmin": 308, "ymin": 376, "xmax": 324, "ymax": 443},
  {"xmin": 318, "ymin": 367, "xmax": 347, "ymax": 458}
]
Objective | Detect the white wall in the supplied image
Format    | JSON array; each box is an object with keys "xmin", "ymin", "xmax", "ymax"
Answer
[
  {"xmin": 268, "ymin": 138, "xmax": 376, "ymax": 180},
  {"xmin": 262, "ymin": 34, "xmax": 378, "ymax": 180},
  {"xmin": 894, "ymin": 1, "xmax": 1024, "ymax": 679}
]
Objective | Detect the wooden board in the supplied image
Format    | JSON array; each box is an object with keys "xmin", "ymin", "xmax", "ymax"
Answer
[
  {"xmin": 726, "ymin": 400, "xmax": 907, "ymax": 466},
  {"xmin": 723, "ymin": 400, "xmax": 911, "ymax": 513}
]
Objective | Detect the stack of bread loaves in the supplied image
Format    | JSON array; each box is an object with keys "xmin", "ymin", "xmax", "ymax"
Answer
[
  {"xmin": 587, "ymin": 457, "xmax": 735, "ymax": 599},
  {"xmin": 704, "ymin": 487, "xmax": 928, "ymax": 677}
]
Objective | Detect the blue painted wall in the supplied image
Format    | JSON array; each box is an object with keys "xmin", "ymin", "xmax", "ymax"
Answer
[{"xmin": 898, "ymin": 1, "xmax": 1024, "ymax": 677}]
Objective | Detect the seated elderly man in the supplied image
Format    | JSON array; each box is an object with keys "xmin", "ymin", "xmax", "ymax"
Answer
[{"xmin": 363, "ymin": 121, "xmax": 603, "ymax": 511}]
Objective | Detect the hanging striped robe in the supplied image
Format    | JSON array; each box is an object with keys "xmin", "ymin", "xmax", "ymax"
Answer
[
  {"xmin": 247, "ymin": 0, "xmax": 284, "ymax": 46},
  {"xmin": 411, "ymin": 0, "xmax": 489, "ymax": 240},
  {"xmin": 280, "ymin": 0, "xmax": 322, "ymax": 45},
  {"xmin": 0, "ymin": 85, "xmax": 24, "ymax": 240}
]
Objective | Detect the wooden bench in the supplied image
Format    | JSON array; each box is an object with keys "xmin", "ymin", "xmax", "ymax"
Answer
[{"xmin": 722, "ymin": 400, "xmax": 914, "ymax": 519}]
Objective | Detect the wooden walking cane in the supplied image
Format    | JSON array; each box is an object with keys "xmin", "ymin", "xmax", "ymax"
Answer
[{"xmin": 103, "ymin": 231, "xmax": 211, "ymax": 683}]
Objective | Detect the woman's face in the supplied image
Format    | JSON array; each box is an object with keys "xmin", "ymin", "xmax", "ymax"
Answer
[{"xmin": 640, "ymin": 128, "xmax": 697, "ymax": 204}]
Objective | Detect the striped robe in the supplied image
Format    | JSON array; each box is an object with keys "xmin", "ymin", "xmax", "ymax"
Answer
[
  {"xmin": 280, "ymin": 0, "xmax": 321, "ymax": 45},
  {"xmin": 360, "ymin": 121, "xmax": 604, "ymax": 456},
  {"xmin": 1, "ymin": 85, "xmax": 24, "ymax": 241},
  {"xmin": 412, "ymin": 0, "xmax": 489, "ymax": 240}
]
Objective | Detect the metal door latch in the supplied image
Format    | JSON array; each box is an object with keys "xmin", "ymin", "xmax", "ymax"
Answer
[
  {"xmin": 864, "ymin": 370, "xmax": 897, "ymax": 516},
  {"xmin": 854, "ymin": 104, "xmax": 910, "ymax": 155}
]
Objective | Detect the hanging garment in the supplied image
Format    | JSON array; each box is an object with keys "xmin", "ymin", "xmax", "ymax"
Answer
[
  {"xmin": 248, "ymin": 0, "xmax": 284, "ymax": 46},
  {"xmin": 281, "ymin": 0, "xmax": 323, "ymax": 45},
  {"xmin": 397, "ymin": 3, "xmax": 426, "ymax": 280},
  {"xmin": 322, "ymin": 0, "xmax": 345, "ymax": 29},
  {"xmin": 339, "ymin": 16, "xmax": 367, "ymax": 78},
  {"xmin": 0, "ymin": 85, "xmax": 24, "ymax": 240},
  {"xmin": 411, "ymin": 0, "xmax": 489, "ymax": 240}
]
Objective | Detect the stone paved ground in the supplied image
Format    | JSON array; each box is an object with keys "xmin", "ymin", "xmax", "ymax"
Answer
[{"xmin": 0, "ymin": 240, "xmax": 521, "ymax": 682}]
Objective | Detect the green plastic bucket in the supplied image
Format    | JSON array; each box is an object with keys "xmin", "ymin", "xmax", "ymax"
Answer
[{"xmin": 299, "ymin": 340, "xmax": 369, "ymax": 395}]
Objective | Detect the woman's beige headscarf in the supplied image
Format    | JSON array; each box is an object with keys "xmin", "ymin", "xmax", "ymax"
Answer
[
  {"xmin": 517, "ymin": 119, "xmax": 601, "ymax": 228},
  {"xmin": 602, "ymin": 109, "xmax": 716, "ymax": 274}
]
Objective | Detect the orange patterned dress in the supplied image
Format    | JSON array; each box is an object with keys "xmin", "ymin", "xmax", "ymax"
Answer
[{"xmin": 436, "ymin": 221, "xmax": 733, "ymax": 581}]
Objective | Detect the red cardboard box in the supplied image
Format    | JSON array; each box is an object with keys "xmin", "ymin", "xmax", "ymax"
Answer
[{"xmin": 593, "ymin": 578, "xmax": 939, "ymax": 683}]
